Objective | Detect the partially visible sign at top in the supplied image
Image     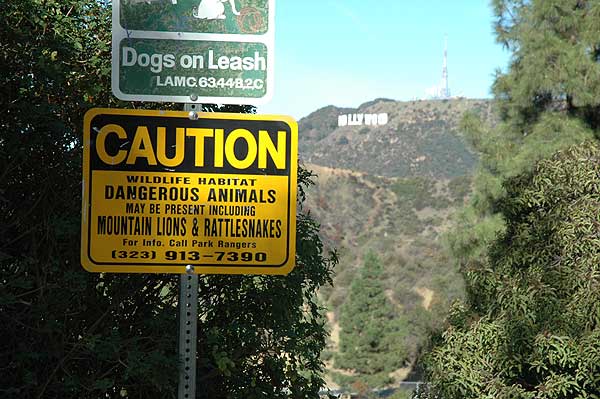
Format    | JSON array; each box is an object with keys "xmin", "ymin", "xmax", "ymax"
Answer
[
  {"xmin": 111, "ymin": 0, "xmax": 274, "ymax": 104},
  {"xmin": 117, "ymin": 0, "xmax": 271, "ymax": 35}
]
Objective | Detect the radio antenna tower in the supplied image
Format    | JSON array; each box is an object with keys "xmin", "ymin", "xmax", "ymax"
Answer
[{"xmin": 441, "ymin": 35, "xmax": 450, "ymax": 98}]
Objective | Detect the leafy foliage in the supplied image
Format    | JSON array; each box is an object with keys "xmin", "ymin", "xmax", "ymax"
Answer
[
  {"xmin": 427, "ymin": 143, "xmax": 600, "ymax": 398},
  {"xmin": 0, "ymin": 1, "xmax": 336, "ymax": 398},
  {"xmin": 0, "ymin": 2, "xmax": 178, "ymax": 398}
]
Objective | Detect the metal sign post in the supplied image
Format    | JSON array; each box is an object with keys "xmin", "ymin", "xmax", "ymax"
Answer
[
  {"xmin": 178, "ymin": 265, "xmax": 199, "ymax": 399},
  {"xmin": 178, "ymin": 103, "xmax": 201, "ymax": 399}
]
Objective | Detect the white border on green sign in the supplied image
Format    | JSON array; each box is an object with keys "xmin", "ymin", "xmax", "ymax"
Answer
[{"xmin": 111, "ymin": 0, "xmax": 275, "ymax": 105}]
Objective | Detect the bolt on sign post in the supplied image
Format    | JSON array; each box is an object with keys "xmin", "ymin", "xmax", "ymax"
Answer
[
  {"xmin": 112, "ymin": 0, "xmax": 274, "ymax": 104},
  {"xmin": 81, "ymin": 108, "xmax": 297, "ymax": 275}
]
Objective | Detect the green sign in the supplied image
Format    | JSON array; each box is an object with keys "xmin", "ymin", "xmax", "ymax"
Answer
[
  {"xmin": 119, "ymin": 0, "xmax": 270, "ymax": 34},
  {"xmin": 111, "ymin": 0, "xmax": 274, "ymax": 104}
]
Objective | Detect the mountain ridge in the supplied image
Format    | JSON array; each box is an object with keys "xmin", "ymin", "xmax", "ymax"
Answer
[{"xmin": 298, "ymin": 98, "xmax": 494, "ymax": 179}]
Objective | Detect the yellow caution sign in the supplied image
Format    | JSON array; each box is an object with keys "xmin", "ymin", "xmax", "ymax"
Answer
[{"xmin": 81, "ymin": 108, "xmax": 297, "ymax": 275}]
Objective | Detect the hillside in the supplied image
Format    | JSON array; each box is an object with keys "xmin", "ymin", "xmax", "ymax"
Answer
[
  {"xmin": 299, "ymin": 98, "xmax": 494, "ymax": 178},
  {"xmin": 297, "ymin": 98, "xmax": 496, "ymax": 390}
]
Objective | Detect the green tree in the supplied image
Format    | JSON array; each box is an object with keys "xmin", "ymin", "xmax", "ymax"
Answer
[
  {"xmin": 427, "ymin": 143, "xmax": 600, "ymax": 398},
  {"xmin": 447, "ymin": 0, "xmax": 600, "ymax": 270},
  {"xmin": 426, "ymin": 0, "xmax": 600, "ymax": 396},
  {"xmin": 491, "ymin": 0, "xmax": 600, "ymax": 132},
  {"xmin": 0, "ymin": 2, "xmax": 336, "ymax": 398},
  {"xmin": 334, "ymin": 251, "xmax": 409, "ymax": 389}
]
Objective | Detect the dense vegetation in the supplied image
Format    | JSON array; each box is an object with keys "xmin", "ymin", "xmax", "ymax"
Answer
[
  {"xmin": 426, "ymin": 0, "xmax": 600, "ymax": 396},
  {"xmin": 0, "ymin": 2, "xmax": 336, "ymax": 398},
  {"xmin": 428, "ymin": 143, "xmax": 600, "ymax": 398}
]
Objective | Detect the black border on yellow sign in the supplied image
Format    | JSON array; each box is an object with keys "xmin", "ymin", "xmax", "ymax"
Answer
[{"xmin": 81, "ymin": 108, "xmax": 298, "ymax": 275}]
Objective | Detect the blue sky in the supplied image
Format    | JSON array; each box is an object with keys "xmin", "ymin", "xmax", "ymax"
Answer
[{"xmin": 258, "ymin": 1, "xmax": 510, "ymax": 119}]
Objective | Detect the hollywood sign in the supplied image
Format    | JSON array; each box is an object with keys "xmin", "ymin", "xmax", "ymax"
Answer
[{"xmin": 338, "ymin": 113, "xmax": 388, "ymax": 127}]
